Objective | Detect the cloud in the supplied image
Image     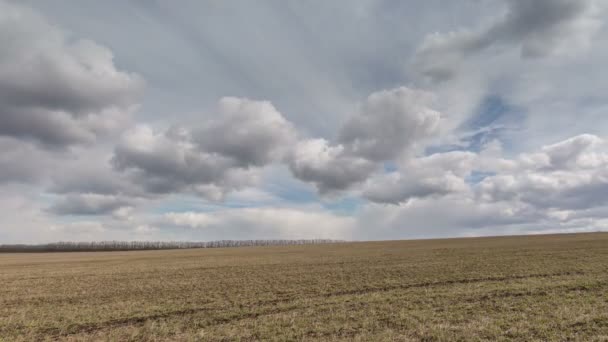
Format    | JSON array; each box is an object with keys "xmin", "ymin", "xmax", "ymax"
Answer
[
  {"xmin": 362, "ymin": 133, "xmax": 608, "ymax": 226},
  {"xmin": 352, "ymin": 136, "xmax": 608, "ymax": 240},
  {"xmin": 288, "ymin": 139, "xmax": 376, "ymax": 193},
  {"xmin": 0, "ymin": 1, "xmax": 143, "ymax": 147},
  {"xmin": 540, "ymin": 134, "xmax": 603, "ymax": 169},
  {"xmin": 288, "ymin": 87, "xmax": 442, "ymax": 194},
  {"xmin": 193, "ymin": 97, "xmax": 296, "ymax": 166},
  {"xmin": 48, "ymin": 159, "xmax": 140, "ymax": 196},
  {"xmin": 48, "ymin": 193, "xmax": 133, "ymax": 216},
  {"xmin": 1, "ymin": 0, "xmax": 607, "ymax": 243},
  {"xmin": 412, "ymin": 0, "xmax": 602, "ymax": 83},
  {"xmin": 0, "ymin": 137, "xmax": 55, "ymax": 183},
  {"xmin": 338, "ymin": 87, "xmax": 441, "ymax": 160},
  {"xmin": 112, "ymin": 97, "xmax": 295, "ymax": 200},
  {"xmin": 494, "ymin": 0, "xmax": 602, "ymax": 58},
  {"xmin": 363, "ymin": 151, "xmax": 476, "ymax": 204},
  {"xmin": 112, "ymin": 125, "xmax": 251, "ymax": 198},
  {"xmin": 112, "ymin": 88, "xmax": 441, "ymax": 198},
  {"xmin": 363, "ymin": 172, "xmax": 467, "ymax": 204},
  {"xmin": 38, "ymin": 146, "xmax": 146, "ymax": 219},
  {"xmin": 477, "ymin": 134, "xmax": 608, "ymax": 210}
]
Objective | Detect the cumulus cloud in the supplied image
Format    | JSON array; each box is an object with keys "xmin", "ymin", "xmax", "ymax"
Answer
[
  {"xmin": 112, "ymin": 97, "xmax": 295, "ymax": 200},
  {"xmin": 477, "ymin": 134, "xmax": 608, "ymax": 211},
  {"xmin": 0, "ymin": 1, "xmax": 143, "ymax": 147},
  {"xmin": 352, "ymin": 134, "xmax": 608, "ymax": 239},
  {"xmin": 363, "ymin": 151, "xmax": 475, "ymax": 204},
  {"xmin": 362, "ymin": 133, "xmax": 608, "ymax": 223},
  {"xmin": 288, "ymin": 139, "xmax": 376, "ymax": 193},
  {"xmin": 194, "ymin": 97, "xmax": 296, "ymax": 166},
  {"xmin": 112, "ymin": 125, "xmax": 252, "ymax": 198},
  {"xmin": 412, "ymin": 0, "xmax": 603, "ymax": 83},
  {"xmin": 288, "ymin": 87, "xmax": 442, "ymax": 194},
  {"xmin": 110, "ymin": 87, "xmax": 442, "ymax": 198},
  {"xmin": 0, "ymin": 0, "xmax": 143, "ymax": 191},
  {"xmin": 25, "ymin": 146, "xmax": 150, "ymax": 219},
  {"xmin": 338, "ymin": 87, "xmax": 441, "ymax": 160},
  {"xmin": 539, "ymin": 134, "xmax": 604, "ymax": 169}
]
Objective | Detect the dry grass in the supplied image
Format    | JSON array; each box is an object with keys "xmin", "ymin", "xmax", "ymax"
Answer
[{"xmin": 1, "ymin": 233, "xmax": 607, "ymax": 341}]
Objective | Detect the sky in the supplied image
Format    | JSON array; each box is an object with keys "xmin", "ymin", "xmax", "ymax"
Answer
[{"xmin": 2, "ymin": 0, "xmax": 608, "ymax": 243}]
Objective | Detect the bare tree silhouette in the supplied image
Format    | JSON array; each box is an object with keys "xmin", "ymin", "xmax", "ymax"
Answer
[{"xmin": 0, "ymin": 240, "xmax": 344, "ymax": 252}]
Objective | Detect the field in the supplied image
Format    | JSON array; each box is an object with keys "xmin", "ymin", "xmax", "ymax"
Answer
[{"xmin": 1, "ymin": 233, "xmax": 608, "ymax": 341}]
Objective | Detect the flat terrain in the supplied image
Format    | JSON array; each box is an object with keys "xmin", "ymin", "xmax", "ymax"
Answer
[{"xmin": 1, "ymin": 233, "xmax": 608, "ymax": 341}]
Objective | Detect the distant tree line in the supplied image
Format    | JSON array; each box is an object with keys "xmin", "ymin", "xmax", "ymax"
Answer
[{"xmin": 0, "ymin": 239, "xmax": 344, "ymax": 252}]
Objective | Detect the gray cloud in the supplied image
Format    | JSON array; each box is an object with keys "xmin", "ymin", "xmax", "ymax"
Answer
[
  {"xmin": 288, "ymin": 139, "xmax": 377, "ymax": 193},
  {"xmin": 48, "ymin": 157, "xmax": 141, "ymax": 197},
  {"xmin": 112, "ymin": 97, "xmax": 295, "ymax": 200},
  {"xmin": 288, "ymin": 87, "xmax": 442, "ymax": 194},
  {"xmin": 0, "ymin": 137, "xmax": 54, "ymax": 183},
  {"xmin": 494, "ymin": 0, "xmax": 601, "ymax": 57},
  {"xmin": 364, "ymin": 174, "xmax": 464, "ymax": 204},
  {"xmin": 413, "ymin": 0, "xmax": 602, "ymax": 83},
  {"xmin": 1, "ymin": 107, "xmax": 96, "ymax": 147},
  {"xmin": 48, "ymin": 193, "xmax": 132, "ymax": 216},
  {"xmin": 338, "ymin": 87, "xmax": 441, "ymax": 161},
  {"xmin": 112, "ymin": 125, "xmax": 244, "ymax": 197},
  {"xmin": 194, "ymin": 97, "xmax": 296, "ymax": 167},
  {"xmin": 0, "ymin": 1, "xmax": 143, "ymax": 147}
]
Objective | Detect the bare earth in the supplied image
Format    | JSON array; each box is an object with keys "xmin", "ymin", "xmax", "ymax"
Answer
[{"xmin": 1, "ymin": 233, "xmax": 607, "ymax": 341}]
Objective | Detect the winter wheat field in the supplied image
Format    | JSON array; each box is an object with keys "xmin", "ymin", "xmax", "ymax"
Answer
[{"xmin": 1, "ymin": 233, "xmax": 607, "ymax": 341}]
